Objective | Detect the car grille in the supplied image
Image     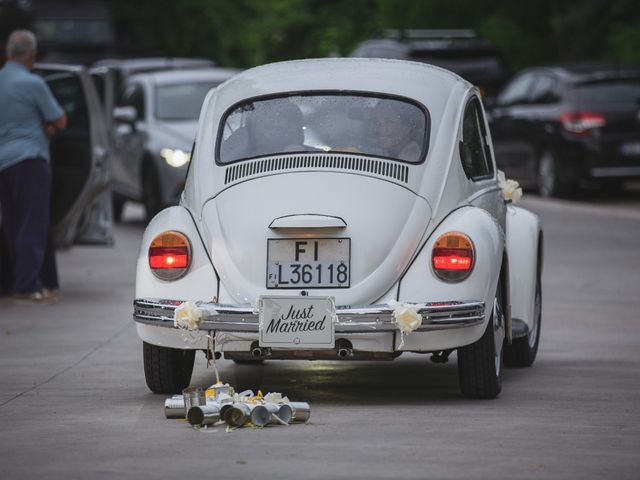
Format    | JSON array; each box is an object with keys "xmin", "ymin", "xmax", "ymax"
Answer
[{"xmin": 224, "ymin": 153, "xmax": 410, "ymax": 185}]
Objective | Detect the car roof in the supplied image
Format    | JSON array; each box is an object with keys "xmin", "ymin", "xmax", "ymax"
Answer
[
  {"xmin": 128, "ymin": 67, "xmax": 240, "ymax": 86},
  {"xmin": 528, "ymin": 62, "xmax": 640, "ymax": 83},
  {"xmin": 91, "ymin": 57, "xmax": 216, "ymax": 76},
  {"xmin": 213, "ymin": 57, "xmax": 468, "ymax": 108},
  {"xmin": 352, "ymin": 30, "xmax": 500, "ymax": 56}
]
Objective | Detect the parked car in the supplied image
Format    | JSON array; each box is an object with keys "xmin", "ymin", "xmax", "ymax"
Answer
[
  {"xmin": 107, "ymin": 67, "xmax": 239, "ymax": 220},
  {"xmin": 133, "ymin": 58, "xmax": 543, "ymax": 399},
  {"xmin": 1, "ymin": 62, "xmax": 113, "ymax": 291},
  {"xmin": 350, "ymin": 29, "xmax": 510, "ymax": 100},
  {"xmin": 488, "ymin": 62, "xmax": 640, "ymax": 197}
]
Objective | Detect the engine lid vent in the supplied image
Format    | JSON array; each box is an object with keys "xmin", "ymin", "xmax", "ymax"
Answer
[{"xmin": 224, "ymin": 153, "xmax": 409, "ymax": 185}]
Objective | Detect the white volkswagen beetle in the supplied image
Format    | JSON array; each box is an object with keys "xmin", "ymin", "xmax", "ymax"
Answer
[{"xmin": 133, "ymin": 58, "xmax": 542, "ymax": 399}]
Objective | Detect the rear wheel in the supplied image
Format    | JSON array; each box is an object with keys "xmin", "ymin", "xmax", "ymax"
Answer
[
  {"xmin": 537, "ymin": 150, "xmax": 575, "ymax": 198},
  {"xmin": 143, "ymin": 342, "xmax": 195, "ymax": 394},
  {"xmin": 457, "ymin": 281, "xmax": 505, "ymax": 399}
]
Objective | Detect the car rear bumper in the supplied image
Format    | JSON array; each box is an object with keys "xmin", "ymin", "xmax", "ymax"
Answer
[{"xmin": 133, "ymin": 298, "xmax": 486, "ymax": 334}]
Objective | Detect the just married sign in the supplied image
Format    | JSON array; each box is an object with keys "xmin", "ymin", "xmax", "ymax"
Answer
[{"xmin": 259, "ymin": 296, "xmax": 335, "ymax": 348}]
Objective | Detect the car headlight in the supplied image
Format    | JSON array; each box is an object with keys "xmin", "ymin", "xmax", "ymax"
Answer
[{"xmin": 160, "ymin": 148, "xmax": 191, "ymax": 168}]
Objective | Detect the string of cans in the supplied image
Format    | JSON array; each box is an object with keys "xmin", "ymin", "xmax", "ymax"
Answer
[{"xmin": 165, "ymin": 383, "xmax": 311, "ymax": 429}]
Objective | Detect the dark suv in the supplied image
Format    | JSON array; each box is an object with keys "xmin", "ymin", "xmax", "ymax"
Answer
[
  {"xmin": 351, "ymin": 29, "xmax": 510, "ymax": 99},
  {"xmin": 489, "ymin": 63, "xmax": 640, "ymax": 197}
]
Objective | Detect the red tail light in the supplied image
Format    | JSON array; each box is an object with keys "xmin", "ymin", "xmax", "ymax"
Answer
[
  {"xmin": 432, "ymin": 232, "xmax": 474, "ymax": 282},
  {"xmin": 560, "ymin": 112, "xmax": 606, "ymax": 135},
  {"xmin": 148, "ymin": 231, "xmax": 191, "ymax": 280}
]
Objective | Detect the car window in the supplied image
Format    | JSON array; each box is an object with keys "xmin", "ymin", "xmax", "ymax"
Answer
[
  {"xmin": 218, "ymin": 94, "xmax": 428, "ymax": 164},
  {"xmin": 528, "ymin": 75, "xmax": 559, "ymax": 104},
  {"xmin": 496, "ymin": 73, "xmax": 535, "ymax": 106},
  {"xmin": 118, "ymin": 83, "xmax": 145, "ymax": 120},
  {"xmin": 36, "ymin": 70, "xmax": 89, "ymax": 133},
  {"xmin": 155, "ymin": 82, "xmax": 221, "ymax": 121},
  {"xmin": 572, "ymin": 79, "xmax": 640, "ymax": 104},
  {"xmin": 460, "ymin": 97, "xmax": 493, "ymax": 180}
]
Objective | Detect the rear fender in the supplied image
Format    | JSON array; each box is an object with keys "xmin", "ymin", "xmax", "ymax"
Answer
[
  {"xmin": 505, "ymin": 205, "xmax": 542, "ymax": 333},
  {"xmin": 397, "ymin": 206, "xmax": 505, "ymax": 349},
  {"xmin": 135, "ymin": 206, "xmax": 218, "ymax": 301}
]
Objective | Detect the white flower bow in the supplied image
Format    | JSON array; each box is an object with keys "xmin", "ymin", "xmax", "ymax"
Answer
[
  {"xmin": 174, "ymin": 301, "xmax": 203, "ymax": 330},
  {"xmin": 498, "ymin": 170, "xmax": 523, "ymax": 204},
  {"xmin": 391, "ymin": 303, "xmax": 422, "ymax": 333}
]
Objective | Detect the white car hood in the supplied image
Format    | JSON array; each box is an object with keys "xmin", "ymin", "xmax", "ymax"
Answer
[{"xmin": 199, "ymin": 171, "xmax": 432, "ymax": 305}]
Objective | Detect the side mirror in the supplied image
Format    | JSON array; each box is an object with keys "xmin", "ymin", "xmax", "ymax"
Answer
[{"xmin": 113, "ymin": 106, "xmax": 137, "ymax": 125}]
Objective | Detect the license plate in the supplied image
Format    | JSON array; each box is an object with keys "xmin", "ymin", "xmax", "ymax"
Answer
[
  {"xmin": 620, "ymin": 141, "xmax": 640, "ymax": 156},
  {"xmin": 259, "ymin": 296, "xmax": 335, "ymax": 348},
  {"xmin": 266, "ymin": 238, "xmax": 350, "ymax": 289}
]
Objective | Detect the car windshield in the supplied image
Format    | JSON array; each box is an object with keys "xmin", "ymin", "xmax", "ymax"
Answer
[
  {"xmin": 156, "ymin": 82, "xmax": 221, "ymax": 121},
  {"xmin": 218, "ymin": 94, "xmax": 428, "ymax": 164},
  {"xmin": 573, "ymin": 79, "xmax": 640, "ymax": 104}
]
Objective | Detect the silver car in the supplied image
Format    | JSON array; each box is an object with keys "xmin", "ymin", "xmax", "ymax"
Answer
[{"xmin": 110, "ymin": 67, "xmax": 239, "ymax": 219}]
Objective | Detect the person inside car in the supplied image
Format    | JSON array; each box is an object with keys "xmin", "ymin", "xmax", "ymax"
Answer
[
  {"xmin": 371, "ymin": 100, "xmax": 422, "ymax": 162},
  {"xmin": 220, "ymin": 100, "xmax": 306, "ymax": 161}
]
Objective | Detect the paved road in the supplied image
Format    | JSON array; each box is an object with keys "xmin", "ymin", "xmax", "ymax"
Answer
[{"xmin": 1, "ymin": 195, "xmax": 639, "ymax": 479}]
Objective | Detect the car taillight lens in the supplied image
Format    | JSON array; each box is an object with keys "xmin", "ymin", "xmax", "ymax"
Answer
[
  {"xmin": 148, "ymin": 231, "xmax": 191, "ymax": 280},
  {"xmin": 432, "ymin": 232, "xmax": 474, "ymax": 282},
  {"xmin": 559, "ymin": 112, "xmax": 606, "ymax": 135}
]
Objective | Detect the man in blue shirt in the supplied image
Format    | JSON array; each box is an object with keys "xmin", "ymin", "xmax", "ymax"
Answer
[{"xmin": 0, "ymin": 30, "xmax": 67, "ymax": 304}]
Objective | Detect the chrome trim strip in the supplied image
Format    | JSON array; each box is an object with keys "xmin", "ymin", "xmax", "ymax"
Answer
[{"xmin": 133, "ymin": 298, "xmax": 485, "ymax": 333}]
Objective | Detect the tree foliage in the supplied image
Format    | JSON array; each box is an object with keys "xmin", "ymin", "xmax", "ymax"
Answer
[{"xmin": 108, "ymin": 0, "xmax": 640, "ymax": 69}]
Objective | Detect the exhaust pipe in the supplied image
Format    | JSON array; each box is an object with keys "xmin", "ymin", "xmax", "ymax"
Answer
[
  {"xmin": 336, "ymin": 339, "xmax": 354, "ymax": 358},
  {"xmin": 250, "ymin": 342, "xmax": 272, "ymax": 359}
]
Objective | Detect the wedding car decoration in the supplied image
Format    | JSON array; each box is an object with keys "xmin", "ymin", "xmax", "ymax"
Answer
[
  {"xmin": 134, "ymin": 58, "xmax": 543, "ymax": 399},
  {"xmin": 498, "ymin": 170, "xmax": 523, "ymax": 203},
  {"xmin": 164, "ymin": 382, "xmax": 311, "ymax": 430}
]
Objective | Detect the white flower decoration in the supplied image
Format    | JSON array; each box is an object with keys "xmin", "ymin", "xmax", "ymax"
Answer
[
  {"xmin": 392, "ymin": 304, "xmax": 422, "ymax": 333},
  {"xmin": 264, "ymin": 392, "xmax": 290, "ymax": 405},
  {"xmin": 174, "ymin": 301, "xmax": 203, "ymax": 330},
  {"xmin": 498, "ymin": 170, "xmax": 523, "ymax": 204}
]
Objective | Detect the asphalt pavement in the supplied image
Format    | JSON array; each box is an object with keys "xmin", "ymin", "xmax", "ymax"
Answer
[{"xmin": 1, "ymin": 194, "xmax": 639, "ymax": 480}]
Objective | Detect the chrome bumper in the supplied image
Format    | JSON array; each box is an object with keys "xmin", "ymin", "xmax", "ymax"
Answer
[{"xmin": 133, "ymin": 298, "xmax": 485, "ymax": 334}]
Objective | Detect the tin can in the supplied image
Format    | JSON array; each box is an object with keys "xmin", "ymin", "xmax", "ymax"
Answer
[
  {"xmin": 187, "ymin": 404, "xmax": 221, "ymax": 426},
  {"xmin": 224, "ymin": 403, "xmax": 253, "ymax": 427},
  {"xmin": 164, "ymin": 397, "xmax": 186, "ymax": 419},
  {"xmin": 288, "ymin": 402, "xmax": 311, "ymax": 423},
  {"xmin": 182, "ymin": 387, "xmax": 206, "ymax": 419}
]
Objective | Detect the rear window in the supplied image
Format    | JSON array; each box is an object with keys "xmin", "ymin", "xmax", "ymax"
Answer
[
  {"xmin": 217, "ymin": 93, "xmax": 429, "ymax": 164},
  {"xmin": 572, "ymin": 79, "xmax": 640, "ymax": 104}
]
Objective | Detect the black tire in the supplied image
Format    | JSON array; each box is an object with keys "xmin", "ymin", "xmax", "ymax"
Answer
[
  {"xmin": 537, "ymin": 150, "xmax": 575, "ymax": 198},
  {"xmin": 458, "ymin": 281, "xmax": 506, "ymax": 399},
  {"xmin": 143, "ymin": 342, "xmax": 195, "ymax": 394},
  {"xmin": 142, "ymin": 164, "xmax": 163, "ymax": 221},
  {"xmin": 504, "ymin": 246, "xmax": 542, "ymax": 367}
]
